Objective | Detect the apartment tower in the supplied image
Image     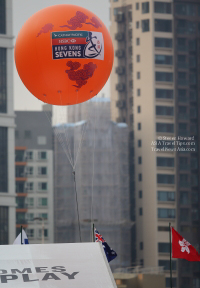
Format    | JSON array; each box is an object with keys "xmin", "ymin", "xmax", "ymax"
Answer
[
  {"xmin": 110, "ymin": 0, "xmax": 200, "ymax": 287},
  {"xmin": 0, "ymin": 0, "xmax": 15, "ymax": 244}
]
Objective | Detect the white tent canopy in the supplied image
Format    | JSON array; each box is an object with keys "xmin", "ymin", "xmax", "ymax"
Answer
[{"xmin": 0, "ymin": 242, "xmax": 117, "ymax": 287}]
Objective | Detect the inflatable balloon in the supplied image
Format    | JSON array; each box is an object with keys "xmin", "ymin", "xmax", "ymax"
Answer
[{"xmin": 15, "ymin": 5, "xmax": 114, "ymax": 105}]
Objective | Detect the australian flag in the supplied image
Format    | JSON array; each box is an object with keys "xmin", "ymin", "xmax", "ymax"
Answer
[{"xmin": 95, "ymin": 228, "xmax": 117, "ymax": 262}]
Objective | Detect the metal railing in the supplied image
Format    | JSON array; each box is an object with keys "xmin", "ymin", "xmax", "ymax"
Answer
[{"xmin": 114, "ymin": 266, "xmax": 164, "ymax": 275}]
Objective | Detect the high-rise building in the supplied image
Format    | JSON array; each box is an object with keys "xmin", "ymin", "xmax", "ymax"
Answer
[
  {"xmin": 0, "ymin": 0, "xmax": 15, "ymax": 244},
  {"xmin": 15, "ymin": 107, "xmax": 54, "ymax": 244},
  {"xmin": 54, "ymin": 98, "xmax": 131, "ymax": 270},
  {"xmin": 110, "ymin": 0, "xmax": 200, "ymax": 287}
]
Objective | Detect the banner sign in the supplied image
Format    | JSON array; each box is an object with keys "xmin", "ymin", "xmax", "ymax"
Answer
[
  {"xmin": 51, "ymin": 31, "xmax": 104, "ymax": 60},
  {"xmin": 0, "ymin": 242, "xmax": 116, "ymax": 287}
]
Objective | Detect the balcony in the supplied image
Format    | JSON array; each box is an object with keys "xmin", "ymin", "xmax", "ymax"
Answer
[
  {"xmin": 116, "ymin": 100, "xmax": 126, "ymax": 109},
  {"xmin": 117, "ymin": 117, "xmax": 126, "ymax": 123},
  {"xmin": 115, "ymin": 12, "xmax": 125, "ymax": 23},
  {"xmin": 115, "ymin": 49, "xmax": 125, "ymax": 58},
  {"xmin": 116, "ymin": 83, "xmax": 126, "ymax": 92},
  {"xmin": 115, "ymin": 66, "xmax": 125, "ymax": 75},
  {"xmin": 115, "ymin": 32, "xmax": 125, "ymax": 42}
]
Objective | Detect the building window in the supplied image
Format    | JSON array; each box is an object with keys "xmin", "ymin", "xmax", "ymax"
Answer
[
  {"xmin": 156, "ymin": 89, "xmax": 173, "ymax": 99},
  {"xmin": 26, "ymin": 213, "xmax": 34, "ymax": 222},
  {"xmin": 137, "ymin": 106, "xmax": 141, "ymax": 113},
  {"xmin": 0, "ymin": 0, "xmax": 6, "ymax": 34},
  {"xmin": 26, "ymin": 182, "xmax": 34, "ymax": 192},
  {"xmin": 156, "ymin": 106, "xmax": 174, "ymax": 116},
  {"xmin": 159, "ymin": 260, "xmax": 176, "ymax": 270},
  {"xmin": 138, "ymin": 139, "xmax": 142, "ymax": 147},
  {"xmin": 155, "ymin": 72, "xmax": 173, "ymax": 82},
  {"xmin": 138, "ymin": 156, "xmax": 142, "ymax": 164},
  {"xmin": 0, "ymin": 48, "xmax": 7, "ymax": 113},
  {"xmin": 24, "ymin": 130, "xmax": 31, "ymax": 139},
  {"xmin": 166, "ymin": 278, "xmax": 177, "ymax": 287},
  {"xmin": 158, "ymin": 243, "xmax": 170, "ymax": 253},
  {"xmin": 39, "ymin": 229, "xmax": 48, "ymax": 238},
  {"xmin": 156, "ymin": 123, "xmax": 174, "ymax": 133},
  {"xmin": 140, "ymin": 242, "xmax": 143, "ymax": 250},
  {"xmin": 158, "ymin": 208, "xmax": 175, "ymax": 218},
  {"xmin": 136, "ymin": 55, "xmax": 140, "ymax": 62},
  {"xmin": 0, "ymin": 206, "xmax": 8, "ymax": 244},
  {"xmin": 27, "ymin": 198, "xmax": 34, "ymax": 207},
  {"xmin": 158, "ymin": 191, "xmax": 175, "ymax": 201},
  {"xmin": 26, "ymin": 166, "xmax": 34, "ymax": 176},
  {"xmin": 0, "ymin": 127, "xmax": 7, "ymax": 192},
  {"xmin": 180, "ymin": 208, "xmax": 189, "ymax": 222},
  {"xmin": 139, "ymin": 190, "xmax": 142, "ymax": 198},
  {"xmin": 175, "ymin": 3, "xmax": 195, "ymax": 16},
  {"xmin": 155, "ymin": 38, "xmax": 172, "ymax": 48},
  {"xmin": 26, "ymin": 151, "xmax": 33, "ymax": 160},
  {"xmin": 16, "ymin": 182, "xmax": 25, "ymax": 193},
  {"xmin": 137, "ymin": 72, "xmax": 140, "ymax": 79},
  {"xmin": 138, "ymin": 174, "xmax": 142, "ymax": 181},
  {"xmin": 142, "ymin": 2, "xmax": 149, "ymax": 13},
  {"xmin": 27, "ymin": 229, "xmax": 34, "ymax": 238},
  {"xmin": 155, "ymin": 19, "xmax": 172, "ymax": 32},
  {"xmin": 177, "ymin": 20, "xmax": 196, "ymax": 35},
  {"xmin": 38, "ymin": 198, "xmax": 48, "ymax": 207},
  {"xmin": 157, "ymin": 157, "xmax": 174, "ymax": 167},
  {"xmin": 155, "ymin": 55, "xmax": 173, "ymax": 65},
  {"xmin": 139, "ymin": 207, "xmax": 143, "ymax": 215},
  {"xmin": 158, "ymin": 226, "xmax": 169, "ymax": 232},
  {"xmin": 38, "ymin": 167, "xmax": 47, "ymax": 175},
  {"xmin": 138, "ymin": 123, "xmax": 141, "ymax": 130},
  {"xmin": 39, "ymin": 213, "xmax": 48, "ymax": 220},
  {"xmin": 136, "ymin": 2, "xmax": 139, "ymax": 10},
  {"xmin": 38, "ymin": 151, "xmax": 47, "ymax": 160},
  {"xmin": 38, "ymin": 182, "xmax": 47, "ymax": 191},
  {"xmin": 136, "ymin": 38, "xmax": 140, "ymax": 45},
  {"xmin": 154, "ymin": 2, "xmax": 172, "ymax": 14},
  {"xmin": 136, "ymin": 21, "xmax": 140, "ymax": 28},
  {"xmin": 142, "ymin": 19, "xmax": 150, "ymax": 32},
  {"xmin": 157, "ymin": 174, "xmax": 175, "ymax": 184},
  {"xmin": 113, "ymin": 8, "xmax": 118, "ymax": 16},
  {"xmin": 137, "ymin": 89, "xmax": 141, "ymax": 96}
]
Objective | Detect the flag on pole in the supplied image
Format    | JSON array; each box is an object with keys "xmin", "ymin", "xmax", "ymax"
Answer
[
  {"xmin": 94, "ymin": 228, "xmax": 117, "ymax": 262},
  {"xmin": 172, "ymin": 227, "xmax": 200, "ymax": 261},
  {"xmin": 13, "ymin": 229, "xmax": 29, "ymax": 245}
]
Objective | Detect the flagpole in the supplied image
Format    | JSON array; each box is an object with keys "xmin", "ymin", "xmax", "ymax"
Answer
[
  {"xmin": 169, "ymin": 222, "xmax": 172, "ymax": 288},
  {"xmin": 92, "ymin": 223, "xmax": 95, "ymax": 242},
  {"xmin": 21, "ymin": 225, "xmax": 23, "ymax": 245}
]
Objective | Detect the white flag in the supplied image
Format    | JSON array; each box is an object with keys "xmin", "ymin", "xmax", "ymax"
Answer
[{"xmin": 13, "ymin": 229, "xmax": 29, "ymax": 245}]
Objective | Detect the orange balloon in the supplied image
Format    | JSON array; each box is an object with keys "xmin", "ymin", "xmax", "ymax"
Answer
[{"xmin": 15, "ymin": 5, "xmax": 114, "ymax": 105}]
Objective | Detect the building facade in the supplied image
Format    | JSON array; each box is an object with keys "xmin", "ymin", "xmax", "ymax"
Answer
[
  {"xmin": 110, "ymin": 0, "xmax": 200, "ymax": 287},
  {"xmin": 0, "ymin": 0, "xmax": 15, "ymax": 244},
  {"xmin": 15, "ymin": 108, "xmax": 54, "ymax": 244},
  {"xmin": 54, "ymin": 98, "xmax": 131, "ymax": 270}
]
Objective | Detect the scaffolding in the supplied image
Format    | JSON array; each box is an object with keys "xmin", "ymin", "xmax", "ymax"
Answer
[{"xmin": 54, "ymin": 98, "xmax": 132, "ymax": 270}]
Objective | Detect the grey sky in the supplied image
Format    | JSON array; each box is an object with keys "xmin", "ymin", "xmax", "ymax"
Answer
[{"xmin": 13, "ymin": 0, "xmax": 110, "ymax": 111}]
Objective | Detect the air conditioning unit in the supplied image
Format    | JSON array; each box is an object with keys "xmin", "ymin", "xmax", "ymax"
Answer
[
  {"xmin": 116, "ymin": 116, "xmax": 126, "ymax": 123},
  {"xmin": 116, "ymin": 100, "xmax": 126, "ymax": 109}
]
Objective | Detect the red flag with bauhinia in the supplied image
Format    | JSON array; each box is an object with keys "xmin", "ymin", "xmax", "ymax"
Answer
[{"xmin": 172, "ymin": 227, "xmax": 200, "ymax": 261}]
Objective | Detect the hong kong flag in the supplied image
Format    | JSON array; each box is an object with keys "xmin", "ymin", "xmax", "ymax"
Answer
[{"xmin": 172, "ymin": 227, "xmax": 200, "ymax": 261}]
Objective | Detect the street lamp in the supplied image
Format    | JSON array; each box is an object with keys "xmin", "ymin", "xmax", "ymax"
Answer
[{"xmin": 33, "ymin": 217, "xmax": 44, "ymax": 244}]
